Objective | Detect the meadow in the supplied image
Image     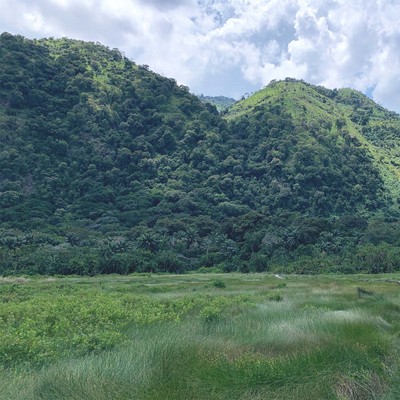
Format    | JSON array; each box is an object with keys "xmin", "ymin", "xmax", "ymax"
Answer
[{"xmin": 0, "ymin": 272, "xmax": 399, "ymax": 399}]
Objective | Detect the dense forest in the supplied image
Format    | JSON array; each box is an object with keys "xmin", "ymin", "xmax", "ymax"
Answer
[{"xmin": 0, "ymin": 33, "xmax": 399, "ymax": 275}]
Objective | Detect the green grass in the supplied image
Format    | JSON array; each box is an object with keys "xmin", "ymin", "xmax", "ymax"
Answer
[{"xmin": 0, "ymin": 273, "xmax": 399, "ymax": 399}]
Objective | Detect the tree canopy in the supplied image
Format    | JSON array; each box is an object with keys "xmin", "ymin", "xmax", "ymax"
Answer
[{"xmin": 0, "ymin": 33, "xmax": 399, "ymax": 275}]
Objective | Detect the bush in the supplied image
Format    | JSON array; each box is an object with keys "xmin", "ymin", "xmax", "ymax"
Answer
[
  {"xmin": 213, "ymin": 279, "xmax": 226, "ymax": 288},
  {"xmin": 355, "ymin": 243, "xmax": 400, "ymax": 273},
  {"xmin": 200, "ymin": 305, "xmax": 222, "ymax": 323}
]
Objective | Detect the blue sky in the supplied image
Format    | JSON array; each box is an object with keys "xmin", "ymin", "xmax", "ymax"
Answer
[{"xmin": 1, "ymin": 0, "xmax": 399, "ymax": 111}]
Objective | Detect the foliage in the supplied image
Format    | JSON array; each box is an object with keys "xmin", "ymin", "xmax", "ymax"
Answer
[
  {"xmin": 1, "ymin": 273, "xmax": 400, "ymax": 399},
  {"xmin": 0, "ymin": 34, "xmax": 399, "ymax": 275},
  {"xmin": 212, "ymin": 279, "xmax": 226, "ymax": 288},
  {"xmin": 0, "ymin": 277, "xmax": 250, "ymax": 367},
  {"xmin": 197, "ymin": 94, "xmax": 237, "ymax": 112}
]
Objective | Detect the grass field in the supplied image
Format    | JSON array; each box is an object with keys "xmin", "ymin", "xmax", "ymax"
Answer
[{"xmin": 1, "ymin": 273, "xmax": 399, "ymax": 399}]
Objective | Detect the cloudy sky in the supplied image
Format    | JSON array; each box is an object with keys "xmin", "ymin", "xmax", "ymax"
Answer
[{"xmin": 1, "ymin": 0, "xmax": 399, "ymax": 111}]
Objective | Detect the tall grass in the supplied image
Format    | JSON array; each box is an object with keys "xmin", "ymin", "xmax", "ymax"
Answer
[{"xmin": 0, "ymin": 273, "xmax": 399, "ymax": 399}]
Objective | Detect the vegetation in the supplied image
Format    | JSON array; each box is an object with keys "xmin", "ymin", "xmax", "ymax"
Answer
[
  {"xmin": 226, "ymin": 78, "xmax": 400, "ymax": 203},
  {"xmin": 0, "ymin": 33, "xmax": 399, "ymax": 276},
  {"xmin": 1, "ymin": 273, "xmax": 400, "ymax": 399},
  {"xmin": 2, "ymin": 31, "xmax": 399, "ymax": 400},
  {"xmin": 197, "ymin": 94, "xmax": 237, "ymax": 112}
]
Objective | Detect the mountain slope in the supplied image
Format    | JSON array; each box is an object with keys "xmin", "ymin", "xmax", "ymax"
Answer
[
  {"xmin": 0, "ymin": 35, "xmax": 399, "ymax": 275},
  {"xmin": 0, "ymin": 32, "xmax": 224, "ymax": 230},
  {"xmin": 226, "ymin": 78, "xmax": 400, "ymax": 205},
  {"xmin": 224, "ymin": 79, "xmax": 395, "ymax": 217}
]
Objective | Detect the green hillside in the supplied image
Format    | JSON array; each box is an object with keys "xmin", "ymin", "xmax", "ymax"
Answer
[
  {"xmin": 0, "ymin": 32, "xmax": 224, "ymax": 229},
  {"xmin": 226, "ymin": 78, "xmax": 400, "ymax": 202},
  {"xmin": 0, "ymin": 35, "xmax": 399, "ymax": 275}
]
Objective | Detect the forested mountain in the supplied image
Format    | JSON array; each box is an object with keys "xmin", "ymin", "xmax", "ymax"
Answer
[
  {"xmin": 197, "ymin": 94, "xmax": 236, "ymax": 112},
  {"xmin": 226, "ymin": 79, "xmax": 400, "ymax": 204},
  {"xmin": 0, "ymin": 33, "xmax": 399, "ymax": 275}
]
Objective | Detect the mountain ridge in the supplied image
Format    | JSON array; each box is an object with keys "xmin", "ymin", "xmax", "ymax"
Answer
[
  {"xmin": 0, "ymin": 33, "xmax": 399, "ymax": 275},
  {"xmin": 226, "ymin": 78, "xmax": 400, "ymax": 204}
]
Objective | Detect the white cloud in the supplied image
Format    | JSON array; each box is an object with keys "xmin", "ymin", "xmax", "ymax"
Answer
[{"xmin": 0, "ymin": 0, "xmax": 399, "ymax": 111}]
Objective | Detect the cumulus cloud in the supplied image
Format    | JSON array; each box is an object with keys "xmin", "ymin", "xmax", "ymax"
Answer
[{"xmin": 0, "ymin": 0, "xmax": 399, "ymax": 111}]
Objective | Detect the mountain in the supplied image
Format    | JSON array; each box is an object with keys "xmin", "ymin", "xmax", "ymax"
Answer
[
  {"xmin": 197, "ymin": 94, "xmax": 236, "ymax": 112},
  {"xmin": 0, "ymin": 34, "xmax": 399, "ymax": 275},
  {"xmin": 0, "ymin": 32, "xmax": 223, "ymax": 228},
  {"xmin": 226, "ymin": 78, "xmax": 400, "ymax": 204}
]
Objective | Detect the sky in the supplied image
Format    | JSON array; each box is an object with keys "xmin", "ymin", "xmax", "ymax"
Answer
[{"xmin": 1, "ymin": 0, "xmax": 399, "ymax": 111}]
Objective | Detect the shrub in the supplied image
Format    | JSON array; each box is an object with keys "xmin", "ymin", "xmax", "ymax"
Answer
[
  {"xmin": 266, "ymin": 292, "xmax": 283, "ymax": 301},
  {"xmin": 213, "ymin": 279, "xmax": 226, "ymax": 288},
  {"xmin": 200, "ymin": 305, "xmax": 222, "ymax": 323}
]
